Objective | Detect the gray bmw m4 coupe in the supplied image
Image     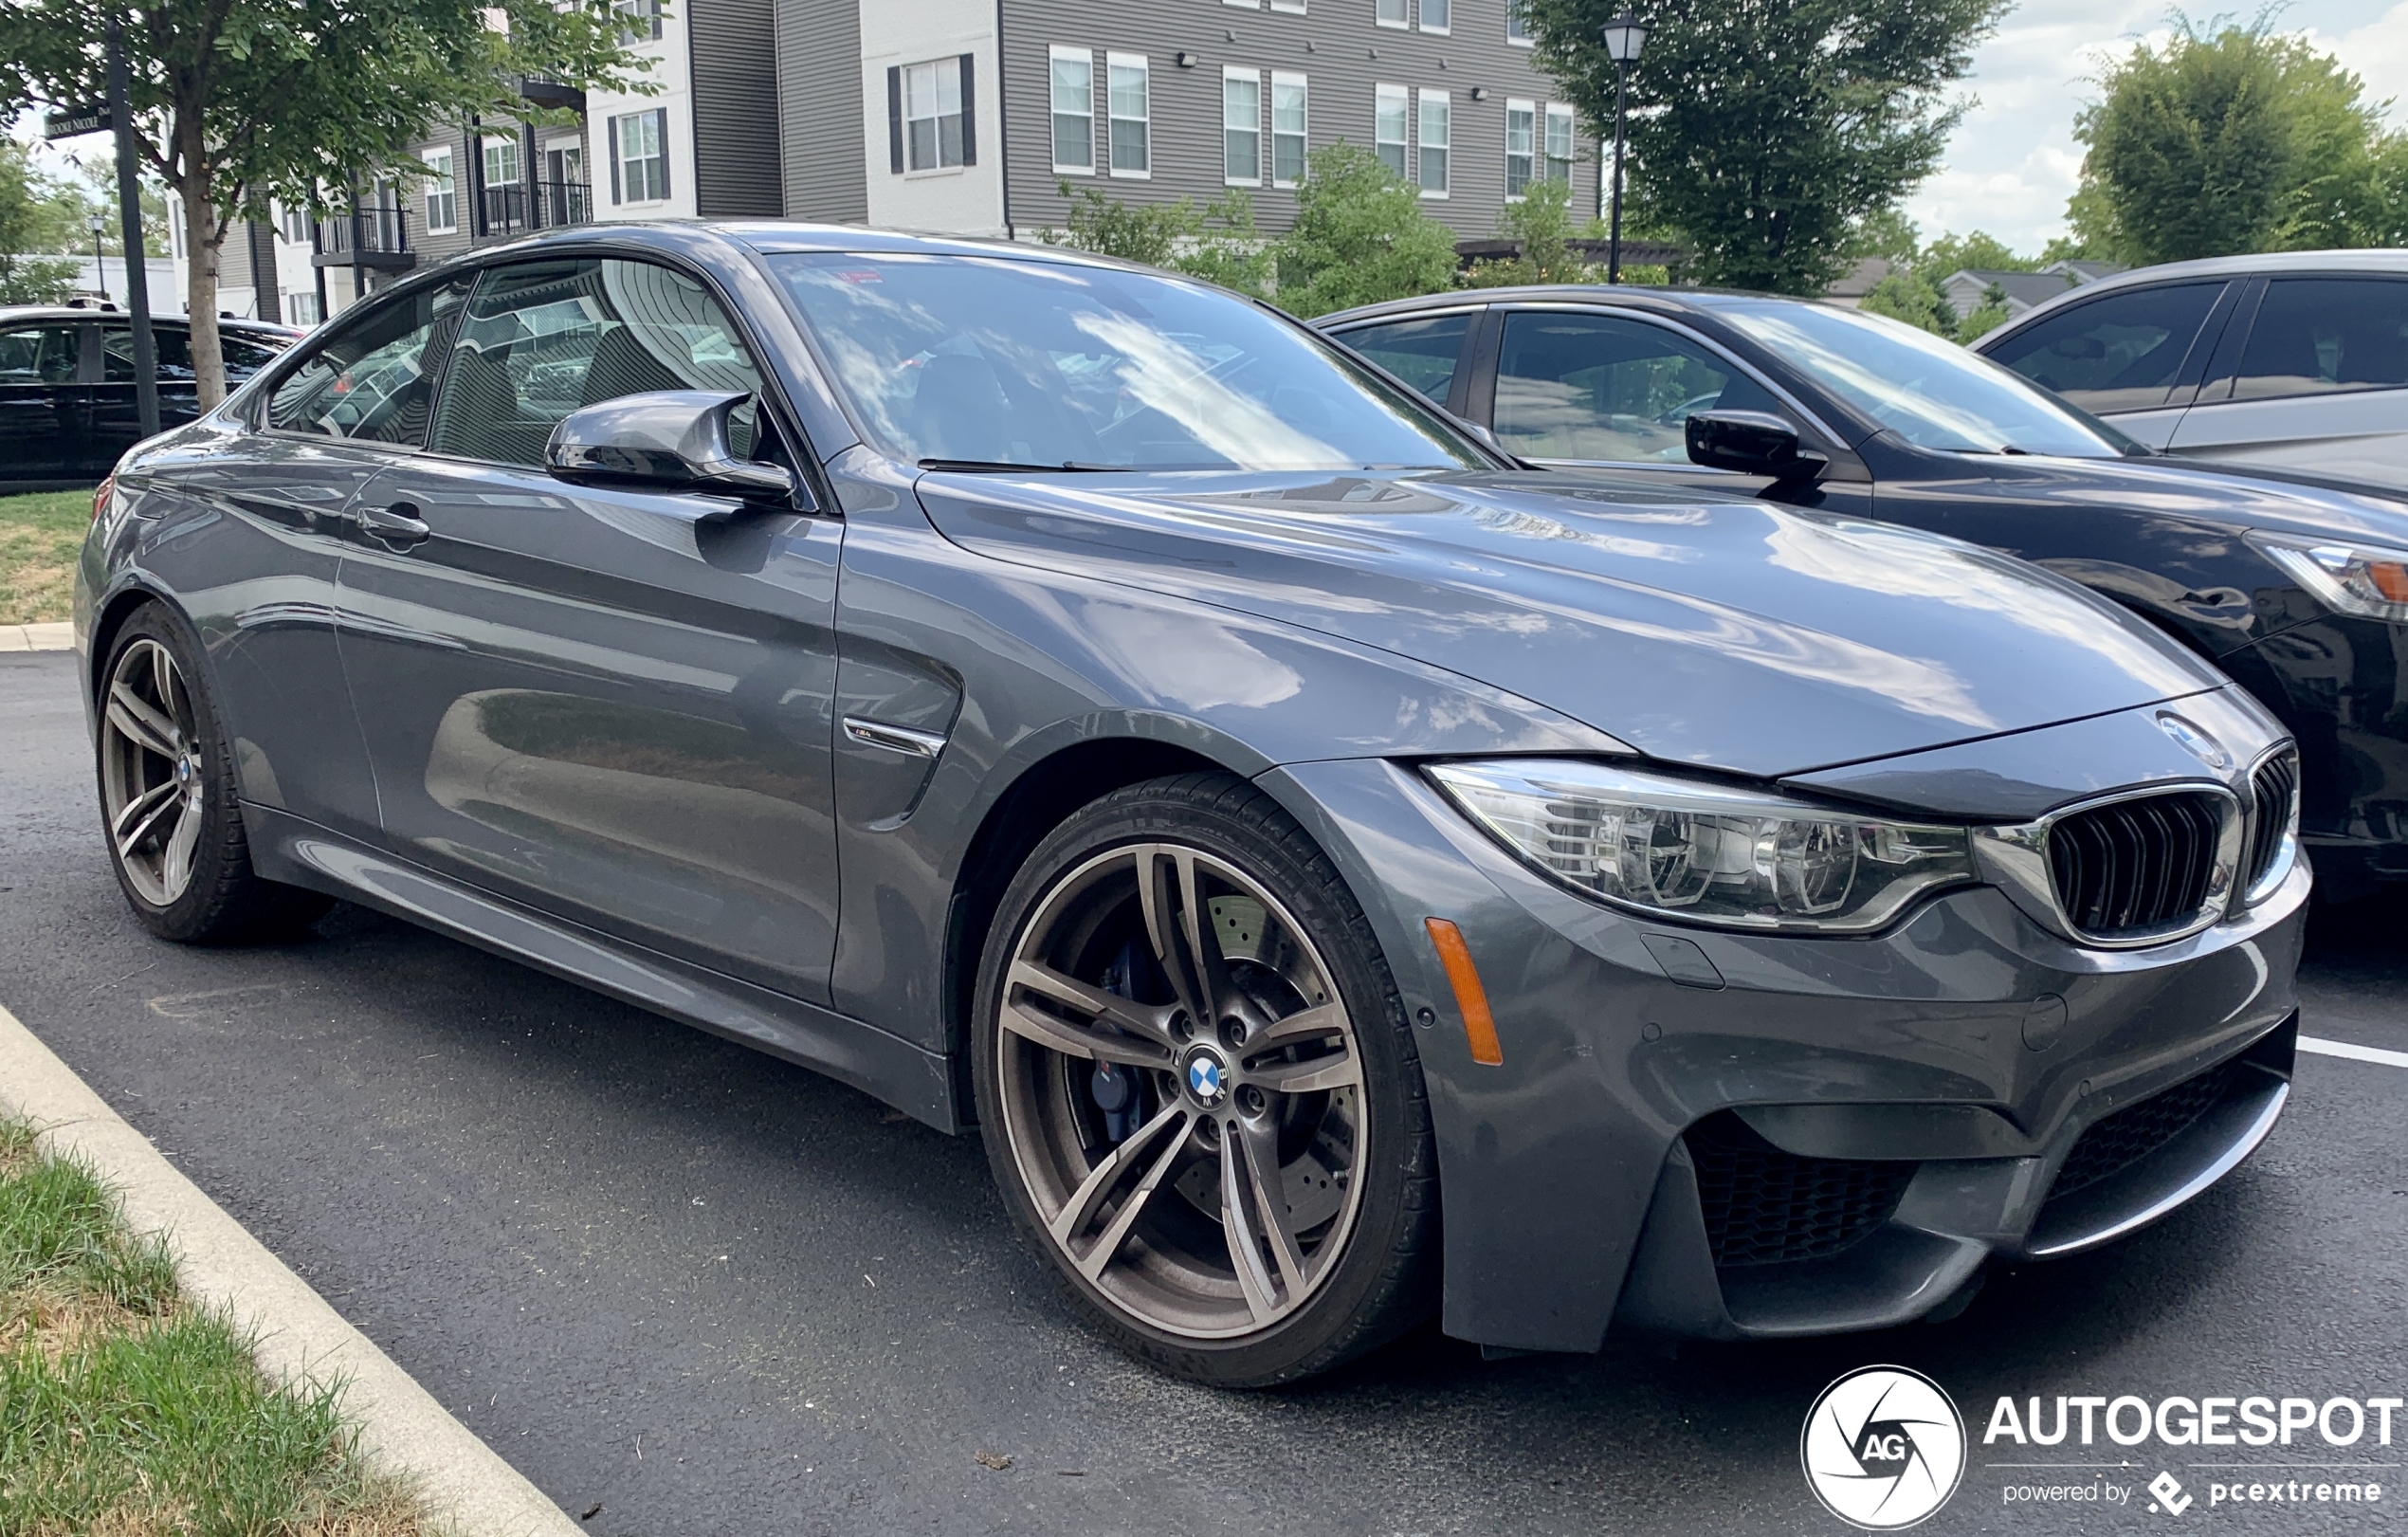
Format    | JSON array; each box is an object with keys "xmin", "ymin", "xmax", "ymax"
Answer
[{"xmin": 76, "ymin": 225, "xmax": 2307, "ymax": 1386}]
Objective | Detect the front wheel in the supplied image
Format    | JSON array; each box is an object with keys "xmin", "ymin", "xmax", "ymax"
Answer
[{"xmin": 972, "ymin": 773, "xmax": 1437, "ymax": 1386}]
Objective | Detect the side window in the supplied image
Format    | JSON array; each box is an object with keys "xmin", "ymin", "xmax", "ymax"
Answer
[
  {"xmin": 1493, "ymin": 311, "xmax": 1780, "ymax": 463},
  {"xmin": 101, "ymin": 325, "xmax": 196, "ymax": 384},
  {"xmin": 1986, "ymin": 283, "xmax": 2222, "ymax": 412},
  {"xmin": 2229, "ymin": 278, "xmax": 2408, "ymax": 402},
  {"xmin": 428, "ymin": 258, "xmax": 765, "ymax": 468},
  {"xmin": 1335, "ymin": 314, "xmax": 1471, "ymax": 406},
  {"xmin": 0, "ymin": 326, "xmax": 83, "ymax": 386},
  {"xmin": 267, "ymin": 277, "xmax": 475, "ymax": 443}
]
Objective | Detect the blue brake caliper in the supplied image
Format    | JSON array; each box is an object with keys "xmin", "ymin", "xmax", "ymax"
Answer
[{"xmin": 1090, "ymin": 942, "xmax": 1141, "ymax": 1143}]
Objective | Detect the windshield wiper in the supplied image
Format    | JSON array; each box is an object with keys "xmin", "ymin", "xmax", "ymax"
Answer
[{"xmin": 917, "ymin": 457, "xmax": 1114, "ymax": 473}]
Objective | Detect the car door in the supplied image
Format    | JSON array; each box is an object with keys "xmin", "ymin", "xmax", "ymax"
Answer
[
  {"xmin": 2168, "ymin": 274, "xmax": 2408, "ymax": 491},
  {"xmin": 0, "ymin": 322, "xmax": 87, "ymax": 485},
  {"xmin": 143, "ymin": 277, "xmax": 479, "ymax": 848},
  {"xmin": 333, "ymin": 253, "xmax": 845, "ymax": 1002},
  {"xmin": 1469, "ymin": 305, "xmax": 1875, "ymax": 519},
  {"xmin": 1325, "ymin": 308, "xmax": 1483, "ymax": 414},
  {"xmin": 86, "ymin": 322, "xmax": 287, "ymax": 474},
  {"xmin": 1979, "ymin": 280, "xmax": 2236, "ymax": 449}
]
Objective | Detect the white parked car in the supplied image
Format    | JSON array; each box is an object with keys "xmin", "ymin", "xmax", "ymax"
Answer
[{"xmin": 1975, "ymin": 249, "xmax": 2408, "ymax": 493}]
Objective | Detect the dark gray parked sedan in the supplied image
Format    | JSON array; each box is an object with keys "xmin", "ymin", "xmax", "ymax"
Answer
[{"xmin": 76, "ymin": 224, "xmax": 2307, "ymax": 1386}]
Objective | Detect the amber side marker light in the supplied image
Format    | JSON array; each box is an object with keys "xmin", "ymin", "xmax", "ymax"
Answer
[{"xmin": 1423, "ymin": 917, "xmax": 1504, "ymax": 1066}]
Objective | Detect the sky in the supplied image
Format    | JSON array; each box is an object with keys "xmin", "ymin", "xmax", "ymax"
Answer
[{"xmin": 1904, "ymin": 0, "xmax": 2408, "ymax": 254}]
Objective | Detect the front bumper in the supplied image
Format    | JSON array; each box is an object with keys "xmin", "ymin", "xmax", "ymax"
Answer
[{"xmin": 1264, "ymin": 757, "xmax": 2309, "ymax": 1355}]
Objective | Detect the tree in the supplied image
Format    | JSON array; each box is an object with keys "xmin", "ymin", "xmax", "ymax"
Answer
[
  {"xmin": 0, "ymin": 0, "xmax": 647, "ymax": 407},
  {"xmin": 1268, "ymin": 142, "xmax": 1459, "ymax": 317},
  {"xmin": 0, "ymin": 138, "xmax": 81, "ymax": 302},
  {"xmin": 1465, "ymin": 176, "xmax": 1595, "ymax": 286},
  {"xmin": 1523, "ymin": 0, "xmax": 2009, "ymax": 295},
  {"xmin": 2071, "ymin": 14, "xmax": 2408, "ymax": 263},
  {"xmin": 1856, "ymin": 224, "xmax": 2035, "ymax": 340},
  {"xmin": 1048, "ymin": 180, "xmax": 1272, "ymax": 298}
]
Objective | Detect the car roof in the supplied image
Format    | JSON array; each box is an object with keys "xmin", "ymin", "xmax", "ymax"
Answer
[
  {"xmin": 1982, "ymin": 248, "xmax": 2408, "ymax": 341},
  {"xmin": 1313, "ymin": 284, "xmax": 1805, "ymax": 329},
  {"xmin": 432, "ymin": 218, "xmax": 1170, "ymax": 279},
  {"xmin": 0, "ymin": 303, "xmax": 295, "ymax": 336}
]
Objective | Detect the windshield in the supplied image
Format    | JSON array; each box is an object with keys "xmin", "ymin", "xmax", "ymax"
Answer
[
  {"xmin": 1717, "ymin": 302, "xmax": 2130, "ymax": 459},
  {"xmin": 767, "ymin": 252, "xmax": 1486, "ymax": 472}
]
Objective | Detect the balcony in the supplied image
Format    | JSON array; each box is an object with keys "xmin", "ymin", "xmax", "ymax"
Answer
[
  {"xmin": 518, "ymin": 73, "xmax": 586, "ymax": 112},
  {"xmin": 482, "ymin": 180, "xmax": 593, "ymax": 237},
  {"xmin": 313, "ymin": 206, "xmax": 415, "ymax": 270}
]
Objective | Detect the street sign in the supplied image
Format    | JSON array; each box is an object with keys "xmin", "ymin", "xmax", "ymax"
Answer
[{"xmin": 43, "ymin": 104, "xmax": 112, "ymax": 139}]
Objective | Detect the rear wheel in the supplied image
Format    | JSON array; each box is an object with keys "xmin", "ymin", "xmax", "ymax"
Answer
[
  {"xmin": 97, "ymin": 606, "xmax": 330, "ymax": 942},
  {"xmin": 973, "ymin": 773, "xmax": 1437, "ymax": 1386}
]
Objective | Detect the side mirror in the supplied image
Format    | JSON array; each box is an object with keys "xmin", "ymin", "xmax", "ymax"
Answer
[
  {"xmin": 546, "ymin": 390, "xmax": 807, "ymax": 507},
  {"xmin": 1685, "ymin": 410, "xmax": 1827, "ymax": 482}
]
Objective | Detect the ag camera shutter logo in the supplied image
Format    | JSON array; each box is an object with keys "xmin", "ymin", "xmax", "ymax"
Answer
[{"xmin": 1802, "ymin": 1365, "xmax": 1967, "ymax": 1528}]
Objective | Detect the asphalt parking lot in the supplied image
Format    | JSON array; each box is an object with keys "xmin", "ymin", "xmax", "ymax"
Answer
[{"xmin": 3, "ymin": 647, "xmax": 2401, "ymax": 1535}]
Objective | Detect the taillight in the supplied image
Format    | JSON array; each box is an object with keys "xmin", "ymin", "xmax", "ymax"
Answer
[{"xmin": 92, "ymin": 473, "xmax": 115, "ymax": 522}]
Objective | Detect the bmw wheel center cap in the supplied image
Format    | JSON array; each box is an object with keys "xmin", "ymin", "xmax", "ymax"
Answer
[{"xmin": 1183, "ymin": 1049, "xmax": 1229, "ymax": 1107}]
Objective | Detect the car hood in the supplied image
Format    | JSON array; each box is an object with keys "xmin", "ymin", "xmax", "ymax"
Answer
[{"xmin": 913, "ymin": 468, "xmax": 2224, "ymax": 779}]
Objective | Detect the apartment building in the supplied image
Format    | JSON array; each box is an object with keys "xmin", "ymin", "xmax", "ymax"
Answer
[{"xmin": 776, "ymin": 0, "xmax": 1598, "ymax": 239}]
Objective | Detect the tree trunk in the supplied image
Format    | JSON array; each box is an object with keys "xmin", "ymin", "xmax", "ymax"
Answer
[{"xmin": 175, "ymin": 111, "xmax": 227, "ymax": 410}]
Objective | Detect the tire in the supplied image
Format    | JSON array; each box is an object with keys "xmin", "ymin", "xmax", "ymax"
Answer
[
  {"xmin": 95, "ymin": 604, "xmax": 332, "ymax": 943},
  {"xmin": 972, "ymin": 771, "xmax": 1438, "ymax": 1387}
]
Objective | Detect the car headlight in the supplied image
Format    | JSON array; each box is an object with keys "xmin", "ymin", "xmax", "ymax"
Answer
[
  {"xmin": 2251, "ymin": 533, "xmax": 2408, "ymax": 622},
  {"xmin": 1426, "ymin": 759, "xmax": 1979, "ymax": 933}
]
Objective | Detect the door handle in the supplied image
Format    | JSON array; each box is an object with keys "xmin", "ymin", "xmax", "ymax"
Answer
[{"xmin": 361, "ymin": 501, "xmax": 430, "ymax": 547}]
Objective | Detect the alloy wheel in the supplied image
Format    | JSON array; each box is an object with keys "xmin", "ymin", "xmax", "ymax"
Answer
[
  {"xmin": 100, "ymin": 636, "xmax": 206, "ymax": 907},
  {"xmin": 995, "ymin": 842, "xmax": 1369, "ymax": 1340}
]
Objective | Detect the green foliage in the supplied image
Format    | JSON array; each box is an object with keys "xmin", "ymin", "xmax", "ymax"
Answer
[
  {"xmin": 24, "ymin": 147, "xmax": 174, "ymax": 258},
  {"xmin": 2072, "ymin": 13, "xmax": 2408, "ymax": 262},
  {"xmin": 0, "ymin": 140, "xmax": 81, "ymax": 303},
  {"xmin": 1955, "ymin": 281, "xmax": 2014, "ymax": 342},
  {"xmin": 1522, "ymin": 0, "xmax": 2010, "ymax": 295},
  {"xmin": 1465, "ymin": 177, "xmax": 1596, "ymax": 287},
  {"xmin": 1860, "ymin": 267, "xmax": 1955, "ymax": 335},
  {"xmin": 1047, "ymin": 181, "xmax": 1274, "ymax": 298},
  {"xmin": 1268, "ymin": 142, "xmax": 1462, "ymax": 316},
  {"xmin": 1855, "ymin": 225, "xmax": 2045, "ymax": 340}
]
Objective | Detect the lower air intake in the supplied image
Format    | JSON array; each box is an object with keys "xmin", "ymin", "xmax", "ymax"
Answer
[{"xmin": 1686, "ymin": 1113, "xmax": 1917, "ymax": 1269}]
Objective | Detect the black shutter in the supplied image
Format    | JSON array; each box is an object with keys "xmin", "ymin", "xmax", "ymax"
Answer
[
  {"xmin": 958, "ymin": 54, "xmax": 976, "ymax": 166},
  {"xmin": 887, "ymin": 66, "xmax": 903, "ymax": 173},
  {"xmin": 654, "ymin": 109, "xmax": 670, "ymax": 200},
  {"xmin": 607, "ymin": 116, "xmax": 622, "ymax": 203},
  {"xmin": 649, "ymin": 0, "xmax": 662, "ymax": 39}
]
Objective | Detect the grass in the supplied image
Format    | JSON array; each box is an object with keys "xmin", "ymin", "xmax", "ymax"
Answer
[
  {"xmin": 0, "ymin": 1116, "xmax": 438, "ymax": 1536},
  {"xmin": 0, "ymin": 489, "xmax": 93, "ymax": 627}
]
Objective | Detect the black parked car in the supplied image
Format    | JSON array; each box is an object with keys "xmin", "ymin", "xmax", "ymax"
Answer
[
  {"xmin": 0, "ymin": 305, "xmax": 298, "ymax": 489},
  {"xmin": 1319, "ymin": 287, "xmax": 2408, "ymax": 901}
]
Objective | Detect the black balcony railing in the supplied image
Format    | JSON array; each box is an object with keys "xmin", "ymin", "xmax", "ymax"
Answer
[
  {"xmin": 313, "ymin": 206, "xmax": 414, "ymax": 270},
  {"xmin": 483, "ymin": 180, "xmax": 593, "ymax": 236}
]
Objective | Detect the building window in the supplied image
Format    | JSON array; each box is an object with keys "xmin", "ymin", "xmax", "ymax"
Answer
[
  {"xmin": 483, "ymin": 136, "xmax": 520, "ymax": 198},
  {"xmin": 887, "ymin": 56, "xmax": 976, "ymax": 174},
  {"xmin": 1223, "ymin": 68, "xmax": 1261, "ymax": 185},
  {"xmin": 283, "ymin": 291, "xmax": 322, "ymax": 326},
  {"xmin": 611, "ymin": 109, "xmax": 668, "ymax": 203},
  {"xmin": 1507, "ymin": 0, "xmax": 1533, "ymax": 43},
  {"xmin": 1375, "ymin": 84, "xmax": 1408, "ymax": 178},
  {"xmin": 1375, "ymin": 0, "xmax": 1406, "ymax": 27},
  {"xmin": 613, "ymin": 0, "xmax": 662, "ymax": 41},
  {"xmin": 279, "ymin": 201, "xmax": 311, "ymax": 246},
  {"xmin": 1544, "ymin": 103, "xmax": 1575, "ymax": 184},
  {"xmin": 421, "ymin": 150, "xmax": 458, "ymax": 233},
  {"xmin": 1049, "ymin": 46, "xmax": 1093, "ymax": 173},
  {"xmin": 1108, "ymin": 53, "xmax": 1149, "ymax": 176},
  {"xmin": 1269, "ymin": 0, "xmax": 1305, "ymax": 13},
  {"xmin": 1271, "ymin": 72, "xmax": 1307, "ymax": 186},
  {"xmin": 1417, "ymin": 88, "xmax": 1450, "ymax": 194},
  {"xmin": 1420, "ymin": 0, "xmax": 1450, "ymax": 31},
  {"xmin": 1505, "ymin": 101, "xmax": 1535, "ymax": 197}
]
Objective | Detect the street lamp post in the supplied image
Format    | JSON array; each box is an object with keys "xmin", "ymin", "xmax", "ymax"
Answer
[
  {"xmin": 89, "ymin": 213, "xmax": 108, "ymax": 302},
  {"xmin": 1600, "ymin": 8, "xmax": 1647, "ymax": 284}
]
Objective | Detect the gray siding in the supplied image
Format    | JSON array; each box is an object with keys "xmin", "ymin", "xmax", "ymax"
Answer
[
  {"xmin": 692, "ymin": 0, "xmax": 786, "ymax": 216},
  {"xmin": 998, "ymin": 0, "xmax": 1596, "ymax": 240},
  {"xmin": 775, "ymin": 0, "xmax": 867, "ymax": 222}
]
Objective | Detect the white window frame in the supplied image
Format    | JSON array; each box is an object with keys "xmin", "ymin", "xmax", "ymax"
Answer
[
  {"xmin": 1505, "ymin": 99, "xmax": 1535, "ymax": 200},
  {"xmin": 278, "ymin": 200, "xmax": 311, "ymax": 247},
  {"xmin": 1049, "ymin": 45, "xmax": 1094, "ymax": 174},
  {"xmin": 1375, "ymin": 83, "xmax": 1409, "ymax": 179},
  {"xmin": 283, "ymin": 290, "xmax": 321, "ymax": 326},
  {"xmin": 1417, "ymin": 87, "xmax": 1450, "ymax": 196},
  {"xmin": 1507, "ymin": 0, "xmax": 1534, "ymax": 44},
  {"xmin": 615, "ymin": 110, "xmax": 667, "ymax": 204},
  {"xmin": 1269, "ymin": 0, "xmax": 1305, "ymax": 13},
  {"xmin": 1270, "ymin": 71, "xmax": 1307, "ymax": 188},
  {"xmin": 483, "ymin": 135, "xmax": 521, "ymax": 197},
  {"xmin": 1107, "ymin": 52, "xmax": 1150, "ymax": 178},
  {"xmin": 1419, "ymin": 0, "xmax": 1450, "ymax": 33},
  {"xmin": 903, "ymin": 56, "xmax": 967, "ymax": 174},
  {"xmin": 1222, "ymin": 66, "xmax": 1262, "ymax": 187},
  {"xmin": 420, "ymin": 148, "xmax": 459, "ymax": 234},
  {"xmin": 1223, "ymin": 0, "xmax": 1258, "ymax": 9},
  {"xmin": 1375, "ymin": 0, "xmax": 1407, "ymax": 27},
  {"xmin": 1544, "ymin": 102, "xmax": 1576, "ymax": 185}
]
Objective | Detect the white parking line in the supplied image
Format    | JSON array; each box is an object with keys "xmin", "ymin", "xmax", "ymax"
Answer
[{"xmin": 2300, "ymin": 1035, "xmax": 2408, "ymax": 1070}]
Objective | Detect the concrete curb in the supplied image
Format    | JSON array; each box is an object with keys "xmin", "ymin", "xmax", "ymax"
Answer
[
  {"xmin": 0, "ymin": 1000, "xmax": 582, "ymax": 1537},
  {"xmin": 0, "ymin": 621, "xmax": 75, "ymax": 652}
]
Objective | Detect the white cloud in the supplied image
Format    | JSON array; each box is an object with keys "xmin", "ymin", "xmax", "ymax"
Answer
[{"xmin": 1905, "ymin": 0, "xmax": 2406, "ymax": 254}]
